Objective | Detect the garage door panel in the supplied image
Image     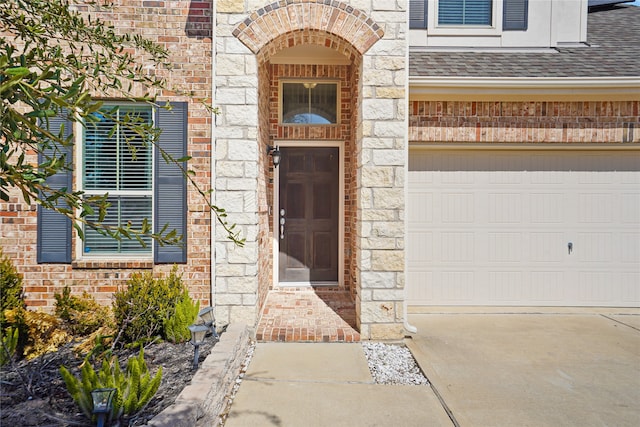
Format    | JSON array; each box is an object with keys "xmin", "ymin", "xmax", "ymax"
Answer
[
  {"xmin": 440, "ymin": 232, "xmax": 474, "ymax": 262},
  {"xmin": 488, "ymin": 233, "xmax": 522, "ymax": 262},
  {"xmin": 489, "ymin": 193, "xmax": 522, "ymax": 223},
  {"xmin": 408, "ymin": 191, "xmax": 433, "ymax": 223},
  {"xmin": 408, "ymin": 149, "xmax": 640, "ymax": 307},
  {"xmin": 407, "ymin": 271, "xmax": 433, "ymax": 303},
  {"xmin": 576, "ymin": 232, "xmax": 614, "ymax": 263},
  {"xmin": 442, "ymin": 193, "xmax": 474, "ymax": 223},
  {"xmin": 621, "ymin": 193, "xmax": 640, "ymax": 223},
  {"xmin": 578, "ymin": 193, "xmax": 615, "ymax": 223},
  {"xmin": 439, "ymin": 271, "xmax": 476, "ymax": 303},
  {"xmin": 529, "ymin": 232, "xmax": 564, "ymax": 262},
  {"xmin": 620, "ymin": 233, "xmax": 639, "ymax": 264},
  {"xmin": 529, "ymin": 271, "xmax": 564, "ymax": 303},
  {"xmin": 408, "ymin": 231, "xmax": 434, "ymax": 263},
  {"xmin": 530, "ymin": 193, "xmax": 564, "ymax": 223},
  {"xmin": 621, "ymin": 272, "xmax": 640, "ymax": 304},
  {"xmin": 489, "ymin": 272, "xmax": 526, "ymax": 302}
]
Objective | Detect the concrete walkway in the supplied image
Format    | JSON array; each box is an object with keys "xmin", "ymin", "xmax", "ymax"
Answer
[
  {"xmin": 223, "ymin": 343, "xmax": 452, "ymax": 426},
  {"xmin": 224, "ymin": 310, "xmax": 640, "ymax": 426},
  {"xmin": 407, "ymin": 309, "xmax": 640, "ymax": 427}
]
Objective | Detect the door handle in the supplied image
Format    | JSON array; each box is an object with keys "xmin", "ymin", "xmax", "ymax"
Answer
[{"xmin": 280, "ymin": 209, "xmax": 285, "ymax": 240}]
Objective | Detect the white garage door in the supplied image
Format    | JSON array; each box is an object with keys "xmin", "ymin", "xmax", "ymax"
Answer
[{"xmin": 408, "ymin": 149, "xmax": 640, "ymax": 307}]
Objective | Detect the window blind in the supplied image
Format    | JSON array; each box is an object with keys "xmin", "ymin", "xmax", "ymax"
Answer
[
  {"xmin": 83, "ymin": 105, "xmax": 153, "ymax": 255},
  {"xmin": 438, "ymin": 0, "xmax": 492, "ymax": 26}
]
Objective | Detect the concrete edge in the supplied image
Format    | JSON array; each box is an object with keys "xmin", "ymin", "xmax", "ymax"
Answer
[
  {"xmin": 407, "ymin": 306, "xmax": 640, "ymax": 315},
  {"xmin": 147, "ymin": 324, "xmax": 252, "ymax": 427}
]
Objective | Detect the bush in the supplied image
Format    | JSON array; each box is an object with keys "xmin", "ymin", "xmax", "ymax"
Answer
[
  {"xmin": 4, "ymin": 307, "xmax": 71, "ymax": 360},
  {"xmin": 0, "ymin": 249, "xmax": 25, "ymax": 331},
  {"xmin": 112, "ymin": 266, "xmax": 185, "ymax": 346},
  {"xmin": 163, "ymin": 290, "xmax": 199, "ymax": 344},
  {"xmin": 55, "ymin": 286, "xmax": 113, "ymax": 336},
  {"xmin": 60, "ymin": 348, "xmax": 162, "ymax": 424},
  {"xmin": 0, "ymin": 327, "xmax": 19, "ymax": 366}
]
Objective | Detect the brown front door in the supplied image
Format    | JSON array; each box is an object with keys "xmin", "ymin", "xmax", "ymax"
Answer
[{"xmin": 279, "ymin": 147, "xmax": 339, "ymax": 283}]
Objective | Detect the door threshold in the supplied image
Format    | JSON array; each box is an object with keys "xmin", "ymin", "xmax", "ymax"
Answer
[{"xmin": 276, "ymin": 281, "xmax": 339, "ymax": 288}]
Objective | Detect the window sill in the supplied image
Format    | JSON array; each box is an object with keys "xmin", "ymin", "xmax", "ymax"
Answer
[
  {"xmin": 427, "ymin": 26, "xmax": 500, "ymax": 37},
  {"xmin": 72, "ymin": 259, "xmax": 154, "ymax": 269}
]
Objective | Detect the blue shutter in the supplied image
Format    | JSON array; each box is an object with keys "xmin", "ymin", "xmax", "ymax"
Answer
[
  {"xmin": 154, "ymin": 102, "xmax": 188, "ymax": 264},
  {"xmin": 37, "ymin": 112, "xmax": 73, "ymax": 263},
  {"xmin": 503, "ymin": 0, "xmax": 528, "ymax": 31},
  {"xmin": 410, "ymin": 0, "xmax": 428, "ymax": 29}
]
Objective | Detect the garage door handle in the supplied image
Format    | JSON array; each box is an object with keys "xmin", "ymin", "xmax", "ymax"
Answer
[{"xmin": 568, "ymin": 242, "xmax": 573, "ymax": 254}]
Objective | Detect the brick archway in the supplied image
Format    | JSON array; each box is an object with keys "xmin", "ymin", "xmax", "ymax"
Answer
[
  {"xmin": 256, "ymin": 30, "xmax": 361, "ymax": 65},
  {"xmin": 233, "ymin": 0, "xmax": 383, "ymax": 56}
]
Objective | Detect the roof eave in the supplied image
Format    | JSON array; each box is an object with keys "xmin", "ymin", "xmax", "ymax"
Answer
[
  {"xmin": 409, "ymin": 76, "xmax": 640, "ymax": 89},
  {"xmin": 409, "ymin": 77, "xmax": 640, "ymax": 100}
]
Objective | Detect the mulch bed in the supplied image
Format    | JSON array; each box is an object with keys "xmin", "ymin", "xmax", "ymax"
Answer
[{"xmin": 0, "ymin": 337, "xmax": 217, "ymax": 426}]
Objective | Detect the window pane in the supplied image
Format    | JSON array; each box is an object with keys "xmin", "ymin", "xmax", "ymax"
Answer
[
  {"xmin": 119, "ymin": 107, "xmax": 153, "ymax": 190},
  {"xmin": 83, "ymin": 196, "xmax": 152, "ymax": 254},
  {"xmin": 439, "ymin": 0, "xmax": 492, "ymax": 25},
  {"xmin": 82, "ymin": 104, "xmax": 153, "ymax": 256},
  {"xmin": 84, "ymin": 106, "xmax": 152, "ymax": 191},
  {"xmin": 282, "ymin": 82, "xmax": 337, "ymax": 124},
  {"xmin": 85, "ymin": 111, "xmax": 118, "ymax": 190}
]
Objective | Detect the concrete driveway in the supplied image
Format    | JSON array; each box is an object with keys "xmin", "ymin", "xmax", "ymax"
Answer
[{"xmin": 406, "ymin": 309, "xmax": 640, "ymax": 427}]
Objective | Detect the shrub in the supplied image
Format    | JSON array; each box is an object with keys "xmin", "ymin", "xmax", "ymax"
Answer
[
  {"xmin": 112, "ymin": 266, "xmax": 185, "ymax": 346},
  {"xmin": 0, "ymin": 327, "xmax": 19, "ymax": 366},
  {"xmin": 4, "ymin": 307, "xmax": 71, "ymax": 360},
  {"xmin": 55, "ymin": 286, "xmax": 113, "ymax": 336},
  {"xmin": 60, "ymin": 348, "xmax": 162, "ymax": 424},
  {"xmin": 0, "ymin": 249, "xmax": 25, "ymax": 331},
  {"xmin": 163, "ymin": 290, "xmax": 200, "ymax": 344}
]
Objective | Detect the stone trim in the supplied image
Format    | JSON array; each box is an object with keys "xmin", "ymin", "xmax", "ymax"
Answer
[
  {"xmin": 148, "ymin": 324, "xmax": 252, "ymax": 427},
  {"xmin": 233, "ymin": 0, "xmax": 383, "ymax": 55}
]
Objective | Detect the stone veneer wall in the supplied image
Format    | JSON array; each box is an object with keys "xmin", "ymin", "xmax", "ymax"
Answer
[
  {"xmin": 355, "ymin": 3, "xmax": 408, "ymax": 340},
  {"xmin": 0, "ymin": 0, "xmax": 213, "ymax": 309},
  {"xmin": 216, "ymin": 0, "xmax": 409, "ymax": 339},
  {"xmin": 214, "ymin": 1, "xmax": 262, "ymax": 327},
  {"xmin": 409, "ymin": 101, "xmax": 640, "ymax": 144}
]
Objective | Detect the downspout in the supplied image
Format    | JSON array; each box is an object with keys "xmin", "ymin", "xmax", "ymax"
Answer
[
  {"xmin": 210, "ymin": 0, "xmax": 217, "ymax": 309},
  {"xmin": 403, "ymin": 4, "xmax": 417, "ymax": 335}
]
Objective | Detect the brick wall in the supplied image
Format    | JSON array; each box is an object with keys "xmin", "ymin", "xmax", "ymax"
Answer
[
  {"xmin": 0, "ymin": 0, "xmax": 213, "ymax": 310},
  {"xmin": 267, "ymin": 63, "xmax": 356, "ymax": 292},
  {"xmin": 409, "ymin": 100, "xmax": 640, "ymax": 144}
]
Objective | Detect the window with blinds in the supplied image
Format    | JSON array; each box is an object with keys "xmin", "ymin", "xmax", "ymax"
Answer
[
  {"xmin": 438, "ymin": 0, "xmax": 492, "ymax": 26},
  {"xmin": 83, "ymin": 105, "xmax": 153, "ymax": 254},
  {"xmin": 281, "ymin": 82, "xmax": 338, "ymax": 124}
]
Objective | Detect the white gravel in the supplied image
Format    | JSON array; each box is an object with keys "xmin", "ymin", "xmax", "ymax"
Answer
[{"xmin": 362, "ymin": 341, "xmax": 429, "ymax": 386}]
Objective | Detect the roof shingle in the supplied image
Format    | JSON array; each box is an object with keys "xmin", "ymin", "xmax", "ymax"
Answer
[{"xmin": 409, "ymin": 5, "xmax": 640, "ymax": 78}]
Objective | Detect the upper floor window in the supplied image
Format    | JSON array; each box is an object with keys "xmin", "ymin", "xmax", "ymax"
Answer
[
  {"xmin": 281, "ymin": 81, "xmax": 339, "ymax": 125},
  {"xmin": 409, "ymin": 0, "xmax": 528, "ymax": 31},
  {"xmin": 83, "ymin": 104, "xmax": 153, "ymax": 255},
  {"xmin": 438, "ymin": 0, "xmax": 492, "ymax": 26}
]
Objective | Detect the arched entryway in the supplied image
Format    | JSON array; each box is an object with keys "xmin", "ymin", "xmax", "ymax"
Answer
[
  {"xmin": 255, "ymin": 28, "xmax": 364, "ymax": 341},
  {"xmin": 215, "ymin": 0, "xmax": 408, "ymax": 340}
]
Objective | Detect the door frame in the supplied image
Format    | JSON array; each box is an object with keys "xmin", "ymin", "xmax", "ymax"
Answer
[{"xmin": 272, "ymin": 140, "xmax": 345, "ymax": 288}]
